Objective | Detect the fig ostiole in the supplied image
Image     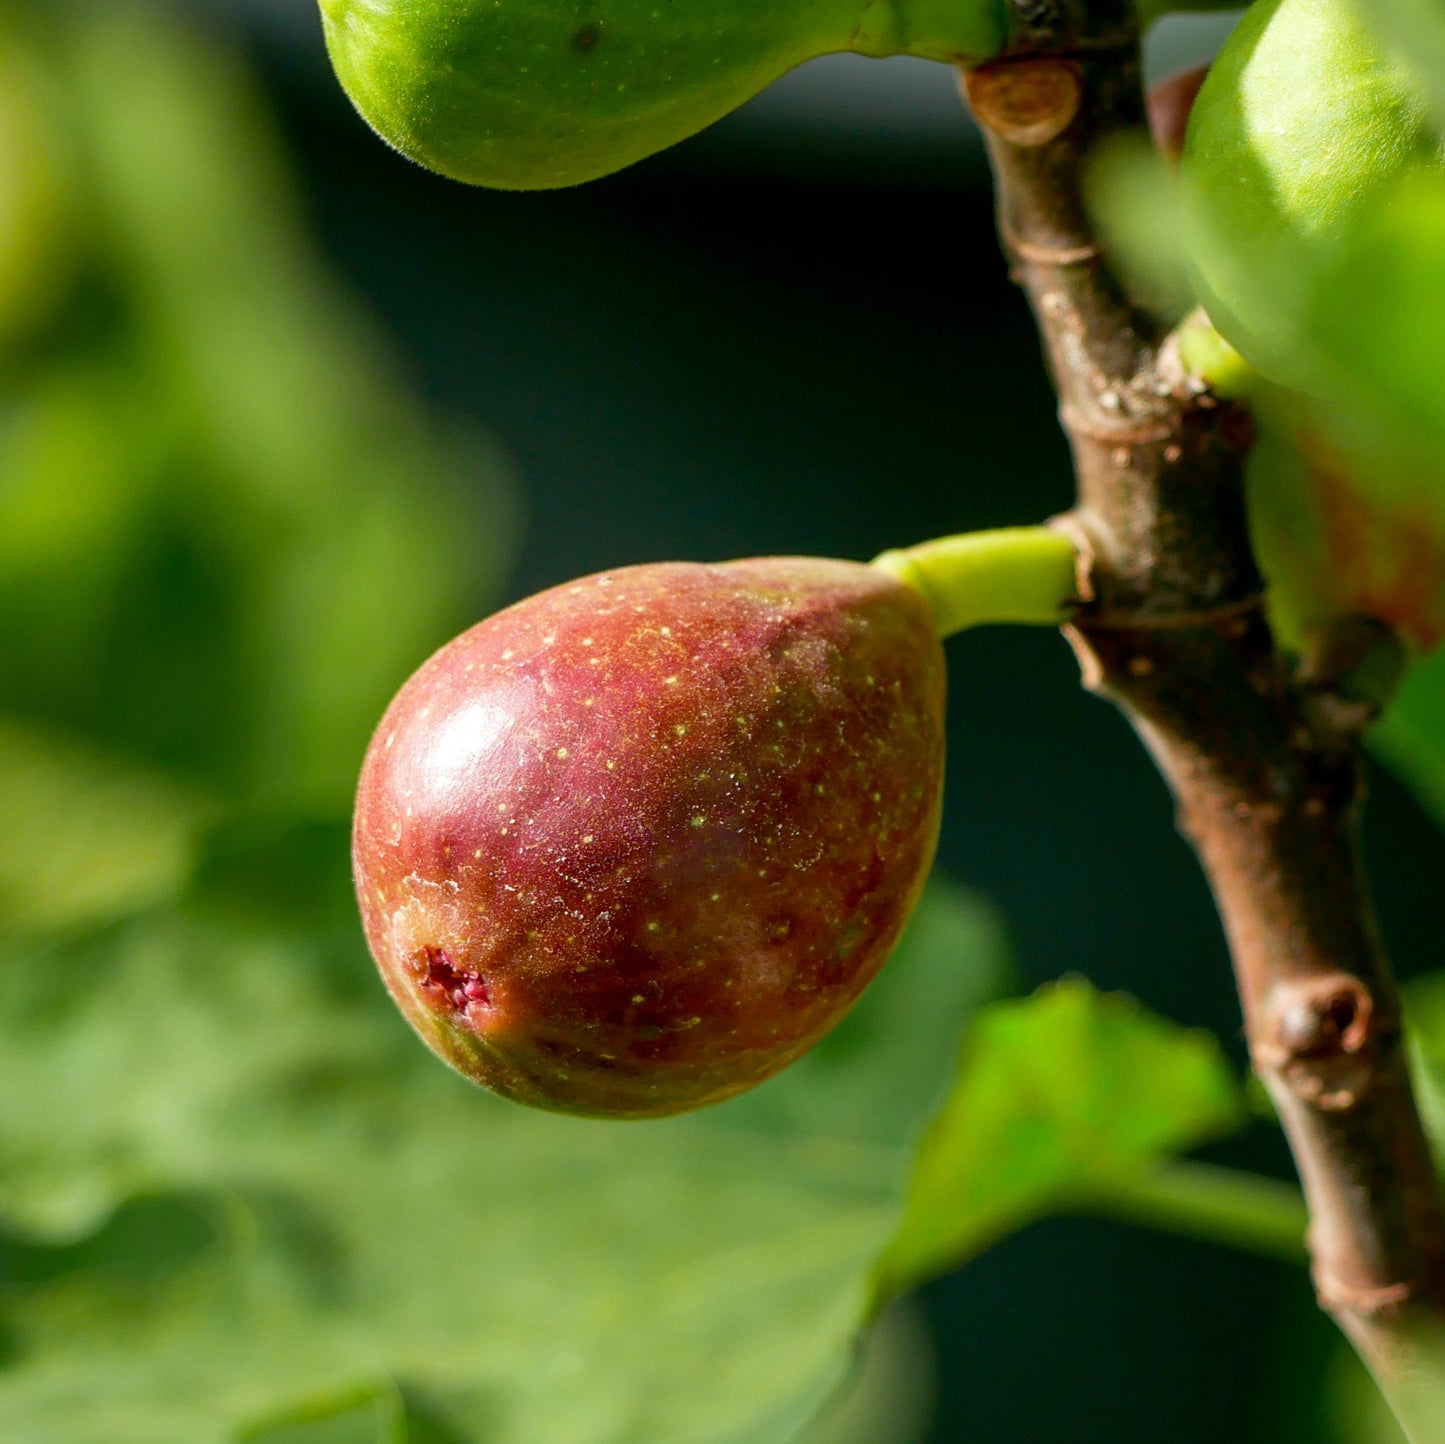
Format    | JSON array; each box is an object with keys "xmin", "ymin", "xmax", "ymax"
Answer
[
  {"xmin": 318, "ymin": 0, "xmax": 1008, "ymax": 190},
  {"xmin": 353, "ymin": 534, "xmax": 1075, "ymax": 1119}
]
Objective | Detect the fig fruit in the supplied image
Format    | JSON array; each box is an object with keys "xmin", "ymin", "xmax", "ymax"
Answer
[
  {"xmin": 1181, "ymin": 0, "xmax": 1444, "ymax": 386},
  {"xmin": 353, "ymin": 558, "xmax": 946, "ymax": 1118},
  {"xmin": 317, "ymin": 0, "xmax": 1006, "ymax": 190},
  {"xmin": 1247, "ymin": 390, "xmax": 1445, "ymax": 656}
]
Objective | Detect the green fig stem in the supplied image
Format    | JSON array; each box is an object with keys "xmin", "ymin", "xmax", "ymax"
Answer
[
  {"xmin": 871, "ymin": 526, "xmax": 1079, "ymax": 638},
  {"xmin": 1172, "ymin": 308, "xmax": 1257, "ymax": 398},
  {"xmin": 1082, "ymin": 1160, "xmax": 1308, "ymax": 1265}
]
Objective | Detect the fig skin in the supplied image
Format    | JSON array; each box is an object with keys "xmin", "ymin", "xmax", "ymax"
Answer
[
  {"xmin": 353, "ymin": 558, "xmax": 946, "ymax": 1119},
  {"xmin": 1180, "ymin": 0, "xmax": 1442, "ymax": 386},
  {"xmin": 317, "ymin": 0, "xmax": 1007, "ymax": 191}
]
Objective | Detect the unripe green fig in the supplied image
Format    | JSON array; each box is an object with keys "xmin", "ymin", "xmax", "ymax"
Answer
[
  {"xmin": 353, "ymin": 558, "xmax": 946, "ymax": 1118},
  {"xmin": 1181, "ymin": 0, "xmax": 1444, "ymax": 386},
  {"xmin": 318, "ymin": 0, "xmax": 1006, "ymax": 190}
]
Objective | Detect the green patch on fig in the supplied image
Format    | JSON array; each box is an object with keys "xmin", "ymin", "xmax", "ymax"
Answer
[
  {"xmin": 353, "ymin": 557, "xmax": 947, "ymax": 1118},
  {"xmin": 318, "ymin": 0, "xmax": 1008, "ymax": 190},
  {"xmin": 1355, "ymin": 0, "xmax": 1445, "ymax": 130},
  {"xmin": 0, "ymin": 36, "xmax": 76, "ymax": 347}
]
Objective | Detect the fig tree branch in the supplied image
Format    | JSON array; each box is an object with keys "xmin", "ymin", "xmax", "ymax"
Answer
[{"xmin": 959, "ymin": 4, "xmax": 1445, "ymax": 1434}]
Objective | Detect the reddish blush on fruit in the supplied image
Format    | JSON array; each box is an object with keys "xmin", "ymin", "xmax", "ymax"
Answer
[{"xmin": 352, "ymin": 558, "xmax": 946, "ymax": 1118}]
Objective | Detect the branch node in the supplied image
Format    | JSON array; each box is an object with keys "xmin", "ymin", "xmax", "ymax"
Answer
[
  {"xmin": 962, "ymin": 58, "xmax": 1082, "ymax": 146},
  {"xmin": 1000, "ymin": 226, "xmax": 1100, "ymax": 266},
  {"xmin": 1259, "ymin": 974, "xmax": 1378, "ymax": 1110},
  {"xmin": 1057, "ymin": 403, "xmax": 1173, "ymax": 445},
  {"xmin": 1314, "ymin": 1270, "xmax": 1419, "ymax": 1319}
]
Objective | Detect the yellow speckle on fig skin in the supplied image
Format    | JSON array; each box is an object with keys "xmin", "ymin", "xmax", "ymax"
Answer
[{"xmin": 352, "ymin": 558, "xmax": 946, "ymax": 1119}]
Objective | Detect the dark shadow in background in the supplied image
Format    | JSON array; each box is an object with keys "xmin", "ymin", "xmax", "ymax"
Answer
[{"xmin": 234, "ymin": 17, "xmax": 1444, "ymax": 1441}]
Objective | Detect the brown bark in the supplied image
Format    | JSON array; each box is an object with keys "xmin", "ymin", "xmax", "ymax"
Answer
[{"xmin": 960, "ymin": 5, "xmax": 1445, "ymax": 1432}]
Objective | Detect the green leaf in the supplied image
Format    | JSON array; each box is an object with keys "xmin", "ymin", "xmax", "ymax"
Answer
[
  {"xmin": 1306, "ymin": 174, "xmax": 1445, "ymax": 476},
  {"xmin": 1084, "ymin": 132, "xmax": 1195, "ymax": 323},
  {"xmin": 0, "ymin": 32, "xmax": 76, "ymax": 347},
  {"xmin": 799, "ymin": 1301, "xmax": 934, "ymax": 1444},
  {"xmin": 1403, "ymin": 970, "xmax": 1445, "ymax": 1151},
  {"xmin": 55, "ymin": 3, "xmax": 518, "ymax": 811},
  {"xmin": 0, "ymin": 715, "xmax": 209, "ymax": 936},
  {"xmin": 876, "ymin": 979, "xmax": 1245, "ymax": 1297},
  {"xmin": 1328, "ymin": 1341, "xmax": 1411, "ymax": 1444},
  {"xmin": 0, "ymin": 4, "xmax": 516, "ymax": 809},
  {"xmin": 0, "ymin": 878, "xmax": 1003, "ymax": 1444},
  {"xmin": 1375, "ymin": 648, "xmax": 1445, "ymax": 829}
]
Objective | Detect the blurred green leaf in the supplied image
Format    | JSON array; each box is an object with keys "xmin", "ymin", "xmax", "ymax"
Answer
[
  {"xmin": 0, "ymin": 879, "xmax": 1002, "ymax": 1444},
  {"xmin": 0, "ymin": 1, "xmax": 515, "ymax": 809},
  {"xmin": 0, "ymin": 360, "xmax": 160, "ymax": 582},
  {"xmin": 1328, "ymin": 1341, "xmax": 1411, "ymax": 1444},
  {"xmin": 0, "ymin": 715, "xmax": 209, "ymax": 935},
  {"xmin": 1404, "ymin": 969, "xmax": 1445, "ymax": 1151},
  {"xmin": 0, "ymin": 30, "xmax": 76, "ymax": 347},
  {"xmin": 1085, "ymin": 133, "xmax": 1194, "ymax": 322},
  {"xmin": 876, "ymin": 978, "xmax": 1245, "ymax": 1296},
  {"xmin": 1375, "ymin": 649, "xmax": 1445, "ymax": 830},
  {"xmin": 799, "ymin": 1301, "xmax": 934, "ymax": 1444}
]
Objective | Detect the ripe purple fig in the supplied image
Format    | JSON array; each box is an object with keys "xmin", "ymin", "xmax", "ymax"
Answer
[{"xmin": 353, "ymin": 558, "xmax": 946, "ymax": 1118}]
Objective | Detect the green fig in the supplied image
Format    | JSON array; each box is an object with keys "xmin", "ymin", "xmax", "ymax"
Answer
[
  {"xmin": 352, "ymin": 558, "xmax": 946, "ymax": 1118},
  {"xmin": 318, "ymin": 0, "xmax": 1007, "ymax": 190},
  {"xmin": 1181, "ymin": 0, "xmax": 1445, "ymax": 387}
]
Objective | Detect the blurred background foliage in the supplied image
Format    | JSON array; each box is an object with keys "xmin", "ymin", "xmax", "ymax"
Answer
[{"xmin": 1, "ymin": 1, "xmax": 1445, "ymax": 1441}]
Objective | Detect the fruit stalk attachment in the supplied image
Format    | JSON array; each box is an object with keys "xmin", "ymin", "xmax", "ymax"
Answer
[
  {"xmin": 872, "ymin": 525, "xmax": 1079, "ymax": 637},
  {"xmin": 962, "ymin": 3, "xmax": 1445, "ymax": 1436}
]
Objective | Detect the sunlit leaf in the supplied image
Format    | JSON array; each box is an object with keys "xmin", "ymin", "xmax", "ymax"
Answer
[{"xmin": 876, "ymin": 978, "xmax": 1244, "ymax": 1296}]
